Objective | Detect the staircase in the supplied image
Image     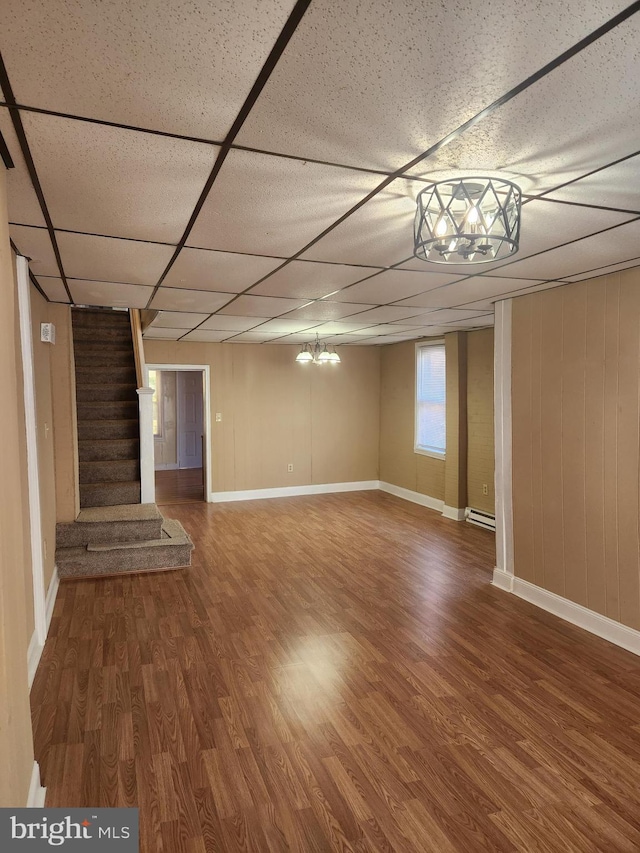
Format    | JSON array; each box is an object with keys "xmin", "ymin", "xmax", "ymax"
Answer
[{"xmin": 55, "ymin": 307, "xmax": 193, "ymax": 580}]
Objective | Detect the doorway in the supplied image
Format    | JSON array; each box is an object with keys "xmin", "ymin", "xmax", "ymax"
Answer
[{"xmin": 146, "ymin": 364, "xmax": 211, "ymax": 505}]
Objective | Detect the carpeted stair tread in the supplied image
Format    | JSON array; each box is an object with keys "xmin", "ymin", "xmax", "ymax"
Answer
[
  {"xmin": 79, "ymin": 438, "xmax": 139, "ymax": 462},
  {"xmin": 87, "ymin": 519, "xmax": 191, "ymax": 552},
  {"xmin": 78, "ymin": 419, "xmax": 139, "ymax": 441},
  {"xmin": 80, "ymin": 480, "xmax": 141, "ymax": 507},
  {"xmin": 77, "ymin": 400, "xmax": 138, "ymax": 420},
  {"xmin": 76, "ymin": 383, "xmax": 138, "ymax": 403},
  {"xmin": 56, "ymin": 503, "xmax": 163, "ymax": 547},
  {"xmin": 77, "ymin": 503, "xmax": 162, "ymax": 523},
  {"xmin": 79, "ymin": 459, "xmax": 139, "ymax": 484}
]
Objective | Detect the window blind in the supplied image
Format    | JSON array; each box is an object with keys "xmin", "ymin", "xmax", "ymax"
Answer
[{"xmin": 415, "ymin": 343, "xmax": 446, "ymax": 455}]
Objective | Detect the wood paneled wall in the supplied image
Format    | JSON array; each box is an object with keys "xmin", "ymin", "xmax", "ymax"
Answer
[
  {"xmin": 511, "ymin": 270, "xmax": 640, "ymax": 630},
  {"xmin": 145, "ymin": 341, "xmax": 381, "ymax": 493}
]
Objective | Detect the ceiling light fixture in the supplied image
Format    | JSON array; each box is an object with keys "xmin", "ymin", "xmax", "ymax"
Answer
[
  {"xmin": 295, "ymin": 333, "xmax": 341, "ymax": 365},
  {"xmin": 414, "ymin": 177, "xmax": 521, "ymax": 264}
]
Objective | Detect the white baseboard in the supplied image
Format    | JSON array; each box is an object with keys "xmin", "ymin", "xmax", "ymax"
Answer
[
  {"xmin": 209, "ymin": 480, "xmax": 380, "ymax": 503},
  {"xmin": 154, "ymin": 462, "xmax": 179, "ymax": 471},
  {"xmin": 28, "ymin": 568, "xmax": 59, "ymax": 690},
  {"xmin": 378, "ymin": 481, "xmax": 444, "ymax": 513},
  {"xmin": 494, "ymin": 572, "xmax": 640, "ymax": 657},
  {"xmin": 26, "ymin": 761, "xmax": 46, "ymax": 807},
  {"xmin": 492, "ymin": 567, "xmax": 514, "ymax": 592},
  {"xmin": 443, "ymin": 505, "xmax": 466, "ymax": 521}
]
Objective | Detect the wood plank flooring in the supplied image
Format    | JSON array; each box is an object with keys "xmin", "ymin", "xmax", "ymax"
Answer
[
  {"xmin": 155, "ymin": 467, "xmax": 204, "ymax": 505},
  {"xmin": 32, "ymin": 491, "xmax": 640, "ymax": 851}
]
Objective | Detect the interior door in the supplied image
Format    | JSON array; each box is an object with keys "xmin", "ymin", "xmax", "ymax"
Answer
[{"xmin": 177, "ymin": 371, "xmax": 203, "ymax": 469}]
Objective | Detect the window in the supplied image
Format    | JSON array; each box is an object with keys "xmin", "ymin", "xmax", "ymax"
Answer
[
  {"xmin": 415, "ymin": 341, "xmax": 446, "ymax": 457},
  {"xmin": 148, "ymin": 369, "xmax": 163, "ymax": 438}
]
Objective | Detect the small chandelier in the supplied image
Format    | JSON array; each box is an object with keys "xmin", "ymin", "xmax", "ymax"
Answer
[
  {"xmin": 414, "ymin": 177, "xmax": 521, "ymax": 264},
  {"xmin": 295, "ymin": 333, "xmax": 341, "ymax": 365}
]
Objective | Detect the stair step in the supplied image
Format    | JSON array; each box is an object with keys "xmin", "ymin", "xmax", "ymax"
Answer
[
  {"xmin": 56, "ymin": 519, "xmax": 193, "ymax": 579},
  {"xmin": 79, "ymin": 438, "xmax": 139, "ymax": 463},
  {"xmin": 77, "ymin": 400, "xmax": 138, "ymax": 420},
  {"xmin": 78, "ymin": 419, "xmax": 139, "ymax": 441},
  {"xmin": 73, "ymin": 326, "xmax": 133, "ymax": 342},
  {"xmin": 72, "ymin": 308, "xmax": 130, "ymax": 327},
  {"xmin": 76, "ymin": 382, "xmax": 138, "ymax": 403},
  {"xmin": 74, "ymin": 339, "xmax": 133, "ymax": 353},
  {"xmin": 75, "ymin": 365, "xmax": 137, "ymax": 383},
  {"xmin": 79, "ymin": 459, "xmax": 140, "ymax": 484},
  {"xmin": 80, "ymin": 480, "xmax": 141, "ymax": 508},
  {"xmin": 56, "ymin": 503, "xmax": 163, "ymax": 547},
  {"xmin": 73, "ymin": 351, "xmax": 135, "ymax": 367}
]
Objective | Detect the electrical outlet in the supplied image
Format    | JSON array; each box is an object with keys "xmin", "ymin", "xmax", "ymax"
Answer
[
  {"xmin": 287, "ymin": 463, "xmax": 294, "ymax": 473},
  {"xmin": 482, "ymin": 483, "xmax": 488, "ymax": 495}
]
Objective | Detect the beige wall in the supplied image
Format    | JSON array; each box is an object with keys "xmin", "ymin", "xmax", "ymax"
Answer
[
  {"xmin": 511, "ymin": 269, "xmax": 640, "ymax": 630},
  {"xmin": 467, "ymin": 328, "xmax": 495, "ymax": 513},
  {"xmin": 0, "ymin": 169, "xmax": 36, "ymax": 806},
  {"xmin": 379, "ymin": 330, "xmax": 494, "ymax": 511},
  {"xmin": 30, "ymin": 287, "xmax": 58, "ymax": 587},
  {"xmin": 154, "ymin": 370, "xmax": 177, "ymax": 468},
  {"xmin": 145, "ymin": 341, "xmax": 381, "ymax": 491},
  {"xmin": 49, "ymin": 304, "xmax": 79, "ymax": 522}
]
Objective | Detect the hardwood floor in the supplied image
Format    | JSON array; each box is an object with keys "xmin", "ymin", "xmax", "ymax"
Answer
[
  {"xmin": 156, "ymin": 467, "xmax": 204, "ymax": 505},
  {"xmin": 32, "ymin": 491, "xmax": 640, "ymax": 851}
]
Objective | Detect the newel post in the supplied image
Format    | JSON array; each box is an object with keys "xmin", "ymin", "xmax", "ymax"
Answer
[{"xmin": 137, "ymin": 387, "xmax": 155, "ymax": 504}]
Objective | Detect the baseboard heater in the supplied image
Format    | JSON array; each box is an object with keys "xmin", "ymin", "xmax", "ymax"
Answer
[{"xmin": 466, "ymin": 508, "xmax": 496, "ymax": 531}]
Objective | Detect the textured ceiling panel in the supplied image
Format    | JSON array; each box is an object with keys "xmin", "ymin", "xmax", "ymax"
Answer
[
  {"xmin": 0, "ymin": 108, "xmax": 45, "ymax": 226},
  {"xmin": 283, "ymin": 300, "xmax": 370, "ymax": 321},
  {"xmin": 149, "ymin": 288, "xmax": 235, "ymax": 313},
  {"xmin": 409, "ymin": 16, "xmax": 640, "ymax": 196},
  {"xmin": 443, "ymin": 315, "xmax": 494, "ymax": 328},
  {"xmin": 69, "ymin": 279, "xmax": 153, "ymax": 308},
  {"xmin": 180, "ymin": 330, "xmax": 235, "ymax": 342},
  {"xmin": 163, "ymin": 247, "xmax": 283, "ymax": 293},
  {"xmin": 390, "ymin": 276, "xmax": 545, "ymax": 309},
  {"xmin": 344, "ymin": 305, "xmax": 426, "ymax": 323},
  {"xmin": 226, "ymin": 331, "xmax": 285, "ymax": 342},
  {"xmin": 415, "ymin": 309, "xmax": 493, "ymax": 324},
  {"xmin": 306, "ymin": 320, "xmax": 382, "ymax": 335},
  {"xmin": 235, "ymin": 0, "xmax": 631, "ymax": 171},
  {"xmin": 9, "ymin": 224, "xmax": 59, "ymax": 275},
  {"xmin": 151, "ymin": 311, "xmax": 210, "ymax": 329},
  {"xmin": 142, "ymin": 327, "xmax": 186, "ymax": 340},
  {"xmin": 249, "ymin": 260, "xmax": 377, "ymax": 299},
  {"xmin": 187, "ymin": 149, "xmax": 382, "ymax": 257},
  {"xmin": 351, "ymin": 323, "xmax": 422, "ymax": 336},
  {"xmin": 23, "ymin": 112, "xmax": 216, "ymax": 243},
  {"xmin": 544, "ymin": 154, "xmax": 640, "ymax": 211},
  {"xmin": 330, "ymin": 269, "xmax": 460, "ymax": 304},
  {"xmin": 1, "ymin": 0, "xmax": 297, "ymax": 138},
  {"xmin": 216, "ymin": 294, "xmax": 309, "ymax": 316},
  {"xmin": 561, "ymin": 258, "xmax": 640, "ymax": 283},
  {"xmin": 56, "ymin": 232, "xmax": 174, "ymax": 285},
  {"xmin": 199, "ymin": 315, "xmax": 270, "ymax": 332},
  {"xmin": 494, "ymin": 218, "xmax": 640, "ymax": 280},
  {"xmin": 35, "ymin": 276, "xmax": 69, "ymax": 303},
  {"xmin": 251, "ymin": 318, "xmax": 322, "ymax": 334}
]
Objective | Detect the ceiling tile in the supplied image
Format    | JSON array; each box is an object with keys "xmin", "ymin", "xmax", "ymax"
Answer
[
  {"xmin": 264, "ymin": 333, "xmax": 317, "ymax": 344},
  {"xmin": 181, "ymin": 330, "xmax": 235, "ymax": 342},
  {"xmin": 22, "ymin": 112, "xmax": 216, "ymax": 243},
  {"xmin": 344, "ymin": 305, "xmax": 426, "ymax": 323},
  {"xmin": 301, "ymin": 179, "xmax": 417, "ymax": 267},
  {"xmin": 249, "ymin": 259, "xmax": 377, "ymax": 299},
  {"xmin": 0, "ymin": 107, "xmax": 45, "ymax": 226},
  {"xmin": 250, "ymin": 318, "xmax": 322, "ymax": 334},
  {"xmin": 496, "ymin": 218, "xmax": 640, "ymax": 280},
  {"xmin": 543, "ymin": 154, "xmax": 640, "ymax": 211},
  {"xmin": 561, "ymin": 257, "xmax": 640, "ymax": 283},
  {"xmin": 216, "ymin": 294, "xmax": 309, "ymax": 316},
  {"xmin": 150, "ymin": 289, "xmax": 234, "ymax": 313},
  {"xmin": 2, "ymin": 0, "xmax": 297, "ymax": 138},
  {"xmin": 35, "ymin": 276, "xmax": 69, "ymax": 303},
  {"xmin": 307, "ymin": 321, "xmax": 381, "ymax": 335},
  {"xmin": 235, "ymin": 0, "xmax": 629, "ymax": 171},
  {"xmin": 56, "ymin": 231, "xmax": 174, "ymax": 285},
  {"xmin": 408, "ymin": 15, "xmax": 640, "ymax": 196},
  {"xmin": 199, "ymin": 315, "xmax": 269, "ymax": 332},
  {"xmin": 10, "ymin": 224, "xmax": 58, "ymax": 275},
  {"xmin": 142, "ymin": 327, "xmax": 186, "ymax": 340},
  {"xmin": 390, "ymin": 275, "xmax": 545, "ymax": 309},
  {"xmin": 442, "ymin": 315, "xmax": 494, "ymax": 328},
  {"xmin": 330, "ymin": 269, "xmax": 458, "ymax": 304},
  {"xmin": 69, "ymin": 279, "xmax": 153, "ymax": 308},
  {"xmin": 163, "ymin": 247, "xmax": 283, "ymax": 293},
  {"xmin": 187, "ymin": 148, "xmax": 382, "ymax": 257},
  {"xmin": 283, "ymin": 300, "xmax": 369, "ymax": 321},
  {"xmin": 225, "ymin": 331, "xmax": 284, "ymax": 342},
  {"xmin": 321, "ymin": 334, "xmax": 378, "ymax": 344},
  {"xmin": 151, "ymin": 311, "xmax": 210, "ymax": 329},
  {"xmin": 350, "ymin": 324, "xmax": 423, "ymax": 336},
  {"xmin": 420, "ymin": 309, "xmax": 493, "ymax": 324}
]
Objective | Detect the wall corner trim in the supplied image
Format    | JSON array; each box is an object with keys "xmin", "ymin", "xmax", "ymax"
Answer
[
  {"xmin": 45, "ymin": 567, "xmax": 59, "ymax": 633},
  {"xmin": 209, "ymin": 481, "xmax": 380, "ymax": 503},
  {"xmin": 378, "ymin": 482, "xmax": 444, "ymax": 513},
  {"xmin": 497, "ymin": 576, "xmax": 640, "ymax": 657},
  {"xmin": 26, "ymin": 761, "xmax": 46, "ymax": 807},
  {"xmin": 27, "ymin": 567, "xmax": 59, "ymax": 690},
  {"xmin": 442, "ymin": 505, "xmax": 466, "ymax": 521},
  {"xmin": 492, "ymin": 567, "xmax": 515, "ymax": 592}
]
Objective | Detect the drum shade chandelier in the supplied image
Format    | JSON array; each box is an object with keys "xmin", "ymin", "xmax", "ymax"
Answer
[
  {"xmin": 295, "ymin": 333, "xmax": 341, "ymax": 364},
  {"xmin": 414, "ymin": 177, "xmax": 522, "ymax": 264}
]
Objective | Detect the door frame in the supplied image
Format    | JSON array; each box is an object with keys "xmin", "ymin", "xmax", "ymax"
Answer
[{"xmin": 145, "ymin": 363, "xmax": 212, "ymax": 501}]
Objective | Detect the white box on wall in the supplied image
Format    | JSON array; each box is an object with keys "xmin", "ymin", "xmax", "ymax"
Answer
[{"xmin": 40, "ymin": 322, "xmax": 55, "ymax": 344}]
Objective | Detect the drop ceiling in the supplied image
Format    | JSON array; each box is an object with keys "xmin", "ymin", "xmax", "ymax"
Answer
[{"xmin": 2, "ymin": 0, "xmax": 640, "ymax": 346}]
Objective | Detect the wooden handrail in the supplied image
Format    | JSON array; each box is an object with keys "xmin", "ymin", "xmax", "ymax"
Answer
[{"xmin": 130, "ymin": 308, "xmax": 146, "ymax": 389}]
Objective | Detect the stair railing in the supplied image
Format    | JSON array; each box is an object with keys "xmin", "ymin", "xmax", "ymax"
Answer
[{"xmin": 130, "ymin": 309, "xmax": 155, "ymax": 504}]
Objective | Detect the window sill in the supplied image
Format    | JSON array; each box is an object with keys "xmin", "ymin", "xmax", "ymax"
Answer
[{"xmin": 414, "ymin": 448, "xmax": 446, "ymax": 460}]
